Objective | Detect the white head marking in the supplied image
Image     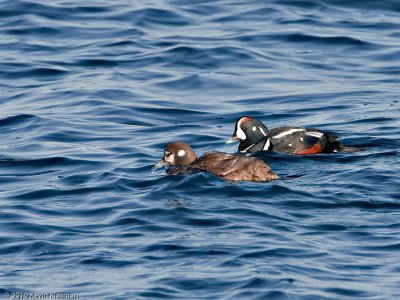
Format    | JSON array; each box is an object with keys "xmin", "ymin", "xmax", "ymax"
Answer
[
  {"xmin": 259, "ymin": 126, "xmax": 267, "ymax": 136},
  {"xmin": 165, "ymin": 152, "xmax": 175, "ymax": 163},
  {"xmin": 236, "ymin": 122, "xmax": 246, "ymax": 140},
  {"xmin": 252, "ymin": 126, "xmax": 256, "ymax": 131},
  {"xmin": 178, "ymin": 149, "xmax": 186, "ymax": 157}
]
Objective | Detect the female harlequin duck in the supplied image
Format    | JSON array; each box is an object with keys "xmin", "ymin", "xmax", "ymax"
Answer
[
  {"xmin": 227, "ymin": 116, "xmax": 360, "ymax": 154},
  {"xmin": 155, "ymin": 142, "xmax": 278, "ymax": 182}
]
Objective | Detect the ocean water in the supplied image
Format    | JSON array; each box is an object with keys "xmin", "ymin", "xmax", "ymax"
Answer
[{"xmin": 1, "ymin": 0, "xmax": 400, "ymax": 299}]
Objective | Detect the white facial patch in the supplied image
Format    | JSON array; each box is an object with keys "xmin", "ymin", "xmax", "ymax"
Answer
[
  {"xmin": 259, "ymin": 127, "xmax": 267, "ymax": 136},
  {"xmin": 178, "ymin": 149, "xmax": 186, "ymax": 157},
  {"xmin": 252, "ymin": 126, "xmax": 256, "ymax": 131},
  {"xmin": 273, "ymin": 129, "xmax": 305, "ymax": 139},
  {"xmin": 305, "ymin": 131, "xmax": 324, "ymax": 138},
  {"xmin": 236, "ymin": 123, "xmax": 246, "ymax": 140},
  {"xmin": 164, "ymin": 152, "xmax": 175, "ymax": 163}
]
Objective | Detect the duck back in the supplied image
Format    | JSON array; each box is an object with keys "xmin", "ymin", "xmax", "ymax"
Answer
[{"xmin": 194, "ymin": 152, "xmax": 278, "ymax": 182}]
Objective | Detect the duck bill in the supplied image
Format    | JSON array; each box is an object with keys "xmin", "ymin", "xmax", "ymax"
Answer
[
  {"xmin": 154, "ymin": 159, "xmax": 169, "ymax": 169},
  {"xmin": 226, "ymin": 135, "xmax": 240, "ymax": 144}
]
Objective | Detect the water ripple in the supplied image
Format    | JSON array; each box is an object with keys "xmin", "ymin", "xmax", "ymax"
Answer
[{"xmin": 0, "ymin": 0, "xmax": 399, "ymax": 299}]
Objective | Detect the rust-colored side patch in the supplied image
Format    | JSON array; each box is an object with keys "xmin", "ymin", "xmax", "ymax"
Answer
[{"xmin": 295, "ymin": 143, "xmax": 322, "ymax": 155}]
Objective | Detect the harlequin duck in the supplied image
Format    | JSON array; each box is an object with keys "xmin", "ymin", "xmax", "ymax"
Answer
[
  {"xmin": 227, "ymin": 116, "xmax": 360, "ymax": 154},
  {"xmin": 155, "ymin": 142, "xmax": 278, "ymax": 182}
]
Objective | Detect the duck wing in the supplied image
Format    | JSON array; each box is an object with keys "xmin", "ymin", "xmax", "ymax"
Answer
[
  {"xmin": 195, "ymin": 152, "xmax": 278, "ymax": 182},
  {"xmin": 269, "ymin": 127, "xmax": 339, "ymax": 154}
]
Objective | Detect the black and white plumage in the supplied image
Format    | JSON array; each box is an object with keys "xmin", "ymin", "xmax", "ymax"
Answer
[
  {"xmin": 155, "ymin": 142, "xmax": 278, "ymax": 182},
  {"xmin": 227, "ymin": 116, "xmax": 360, "ymax": 155}
]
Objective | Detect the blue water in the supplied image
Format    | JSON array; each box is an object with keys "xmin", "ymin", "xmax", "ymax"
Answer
[{"xmin": 1, "ymin": 0, "xmax": 400, "ymax": 299}]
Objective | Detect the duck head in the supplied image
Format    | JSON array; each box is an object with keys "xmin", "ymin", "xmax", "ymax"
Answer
[
  {"xmin": 226, "ymin": 116, "xmax": 269, "ymax": 150},
  {"xmin": 155, "ymin": 142, "xmax": 198, "ymax": 168}
]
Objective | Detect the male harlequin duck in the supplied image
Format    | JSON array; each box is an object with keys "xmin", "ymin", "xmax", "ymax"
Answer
[
  {"xmin": 227, "ymin": 116, "xmax": 360, "ymax": 154},
  {"xmin": 155, "ymin": 142, "xmax": 278, "ymax": 182}
]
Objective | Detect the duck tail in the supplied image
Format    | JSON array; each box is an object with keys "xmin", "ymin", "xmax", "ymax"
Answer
[
  {"xmin": 336, "ymin": 145, "xmax": 363, "ymax": 153},
  {"xmin": 326, "ymin": 136, "xmax": 363, "ymax": 153}
]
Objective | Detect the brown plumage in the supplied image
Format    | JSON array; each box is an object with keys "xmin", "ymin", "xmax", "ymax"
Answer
[{"xmin": 155, "ymin": 142, "xmax": 278, "ymax": 182}]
